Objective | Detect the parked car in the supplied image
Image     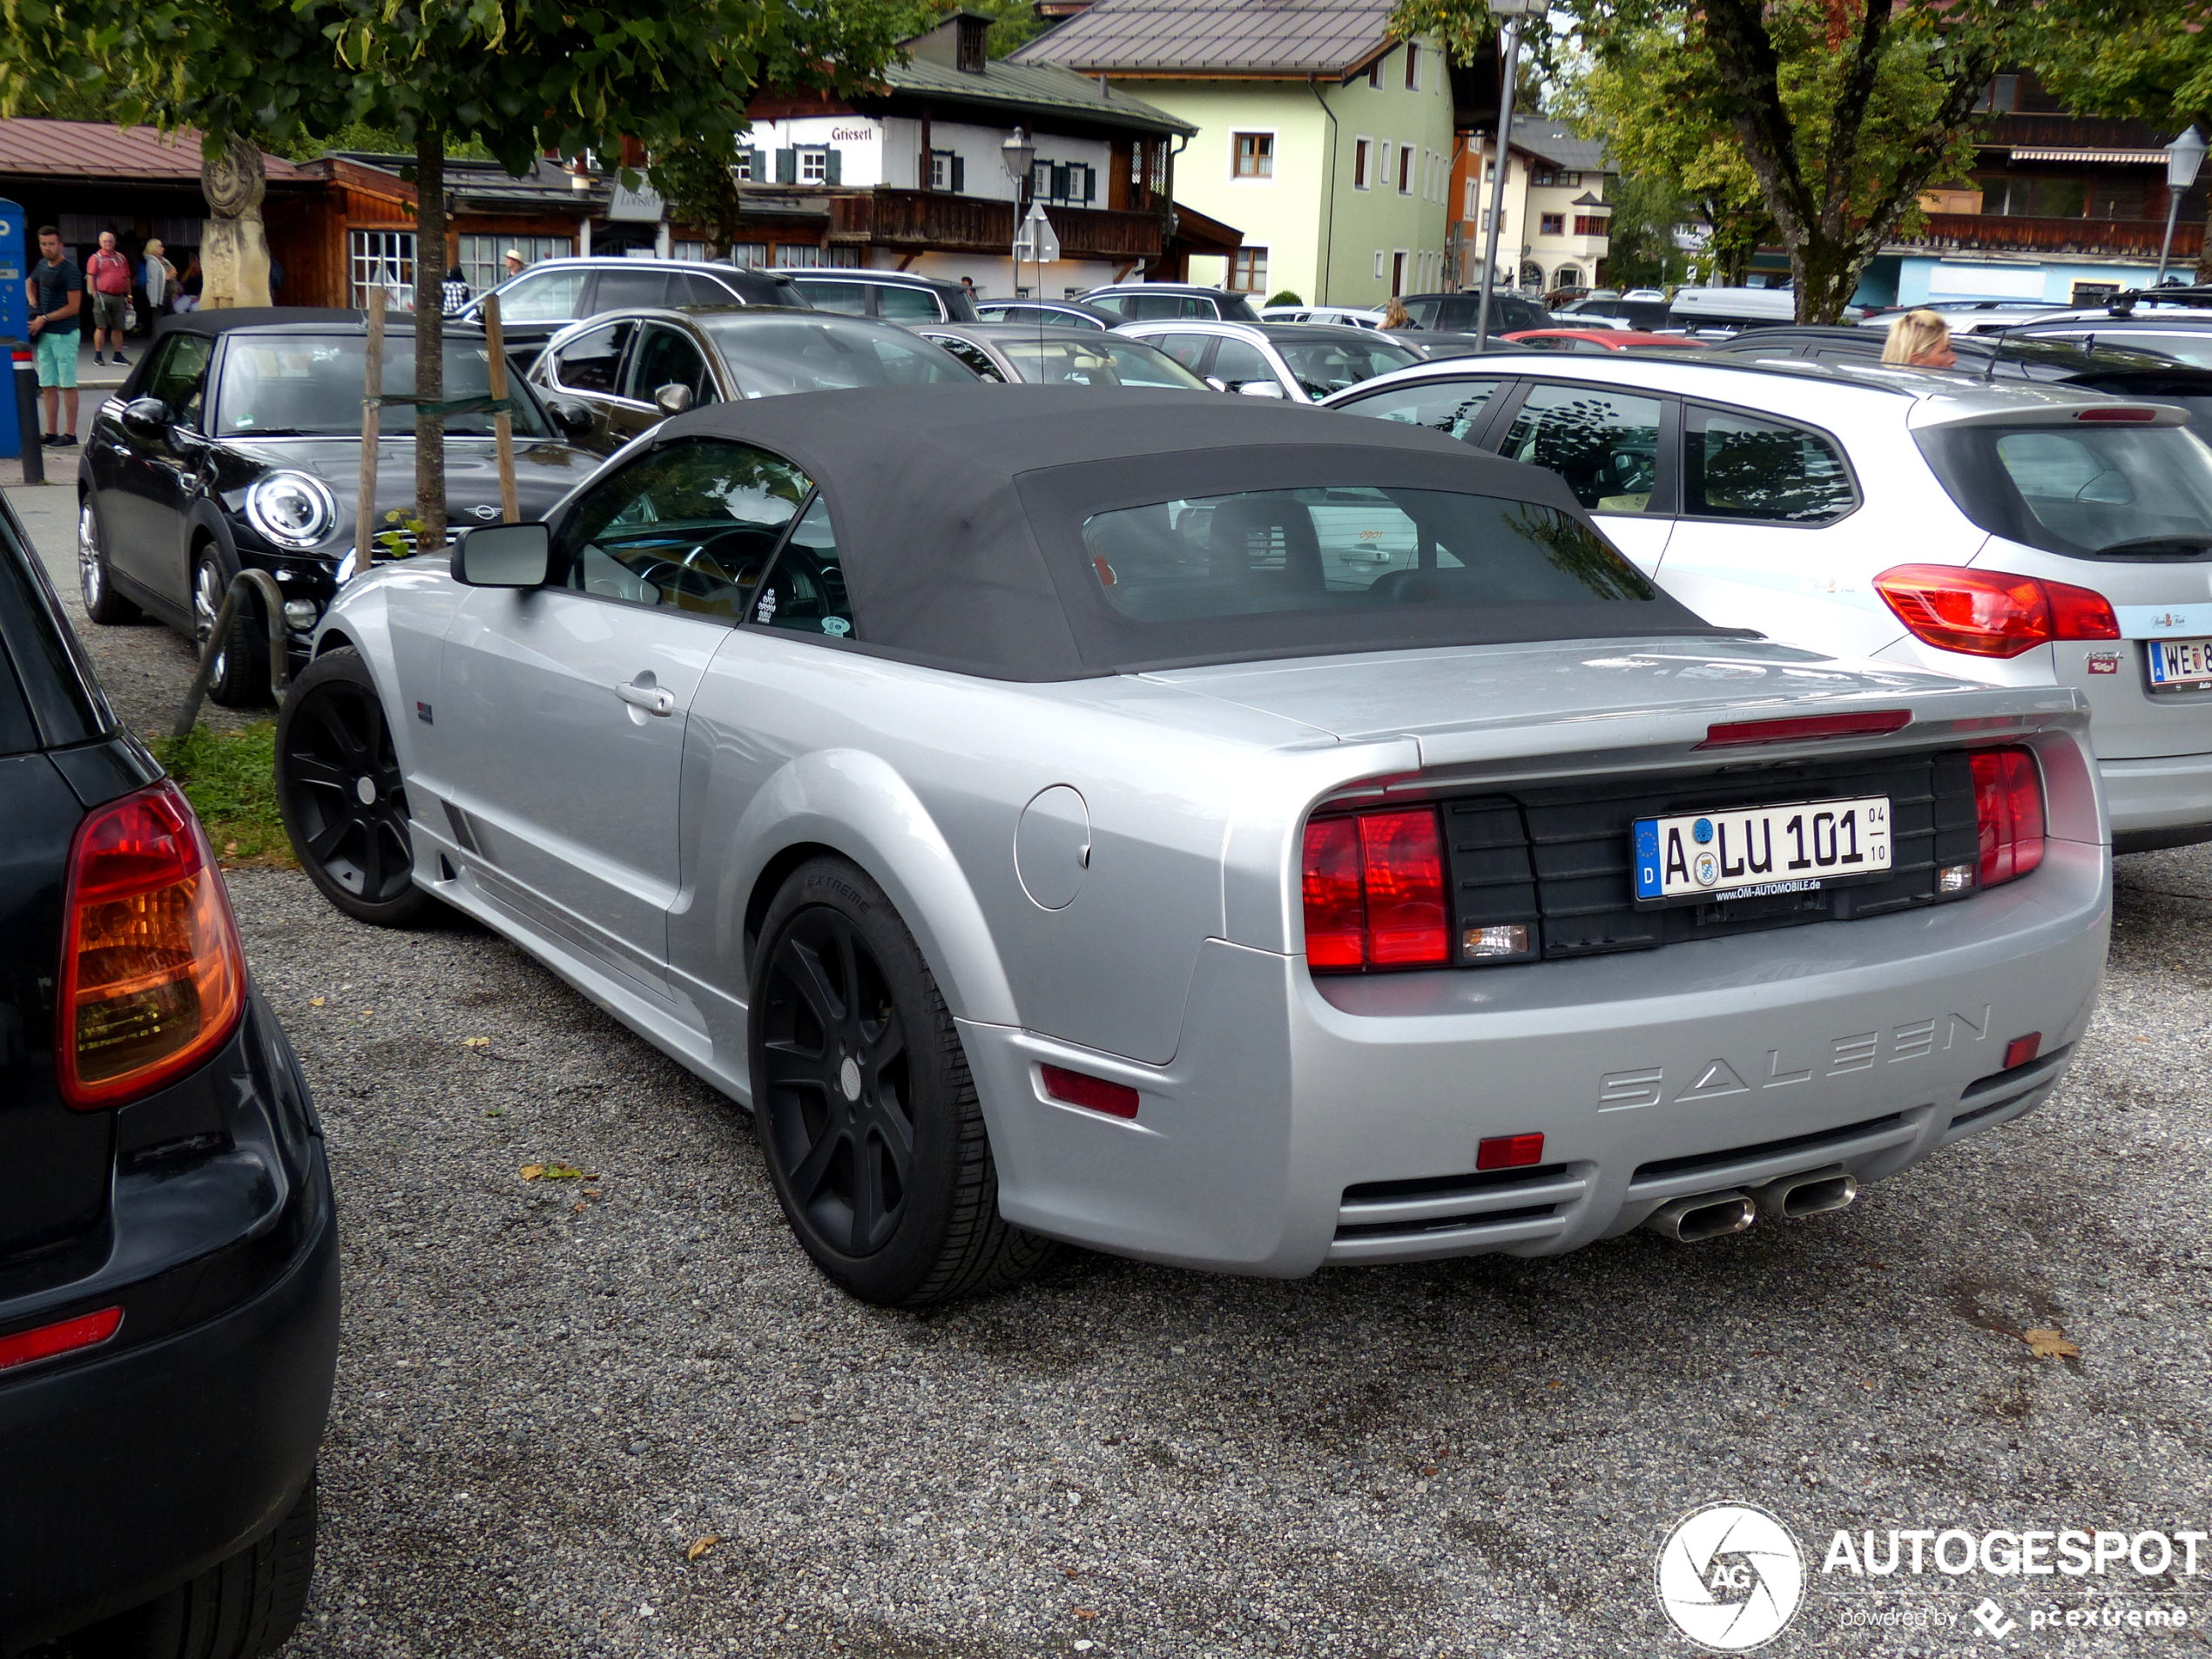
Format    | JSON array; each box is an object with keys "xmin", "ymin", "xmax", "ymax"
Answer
[
  {"xmin": 907, "ymin": 322, "xmax": 1213, "ymax": 389},
  {"xmin": 1324, "ymin": 349, "xmax": 2212, "ymax": 850},
  {"xmin": 775, "ymin": 268, "xmax": 978, "ymax": 322},
  {"xmin": 1115, "ymin": 320, "xmax": 1422, "ymax": 401},
  {"xmin": 1986, "ymin": 311, "xmax": 2212, "ymax": 369},
  {"xmin": 458, "ymin": 257, "xmax": 808, "ymax": 377},
  {"xmin": 0, "ymin": 491, "xmax": 337, "ymax": 1656},
  {"xmin": 1393, "ymin": 290, "xmax": 1555, "ymax": 334},
  {"xmin": 528, "ymin": 306, "xmax": 976, "ymax": 454},
  {"xmin": 280, "ymin": 383, "xmax": 2107, "ymax": 1300},
  {"xmin": 1855, "ymin": 299, "xmax": 2067, "ymax": 334},
  {"xmin": 76, "ymin": 308, "xmax": 601, "ymax": 705},
  {"xmin": 1557, "ymin": 294, "xmax": 1670, "ymax": 332},
  {"xmin": 974, "ymin": 298, "xmax": 1117, "ymax": 330},
  {"xmin": 1666, "ymin": 287, "xmax": 1864, "ymax": 335},
  {"xmin": 1260, "ymin": 304, "xmax": 1385, "ymax": 329},
  {"xmin": 1079, "ymin": 282, "xmax": 1261, "ymax": 323},
  {"xmin": 1503, "ymin": 328, "xmax": 1707, "ymax": 353},
  {"xmin": 1698, "ymin": 325, "xmax": 2212, "ymax": 441}
]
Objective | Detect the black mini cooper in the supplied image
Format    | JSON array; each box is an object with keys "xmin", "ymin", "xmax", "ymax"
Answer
[{"xmin": 75, "ymin": 307, "xmax": 599, "ymax": 705}]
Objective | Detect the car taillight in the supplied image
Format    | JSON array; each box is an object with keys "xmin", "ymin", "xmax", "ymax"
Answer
[
  {"xmin": 1874, "ymin": 565, "xmax": 2119, "ymax": 658},
  {"xmin": 0, "ymin": 1306, "xmax": 123, "ymax": 1372},
  {"xmin": 56, "ymin": 781, "xmax": 246, "ymax": 1109},
  {"xmin": 1971, "ymin": 747, "xmax": 2045, "ymax": 888},
  {"xmin": 1300, "ymin": 806, "xmax": 1447, "ymax": 970}
]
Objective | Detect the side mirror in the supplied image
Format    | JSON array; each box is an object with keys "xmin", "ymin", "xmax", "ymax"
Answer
[
  {"xmin": 120, "ymin": 396, "xmax": 169, "ymax": 436},
  {"xmin": 1204, "ymin": 376, "xmax": 1228, "ymax": 393},
  {"xmin": 653, "ymin": 382, "xmax": 694, "ymax": 416},
  {"xmin": 544, "ymin": 395, "xmax": 596, "ymax": 438},
  {"xmin": 1238, "ymin": 380, "xmax": 1287, "ymax": 399},
  {"xmin": 451, "ymin": 522, "xmax": 550, "ymax": 589}
]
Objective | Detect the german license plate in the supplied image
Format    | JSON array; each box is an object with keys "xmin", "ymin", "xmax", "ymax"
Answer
[
  {"xmin": 2146, "ymin": 637, "xmax": 2212, "ymax": 691},
  {"xmin": 1632, "ymin": 796, "xmax": 1892, "ymax": 905}
]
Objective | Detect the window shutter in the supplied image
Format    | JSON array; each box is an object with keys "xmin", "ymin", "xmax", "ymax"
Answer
[
  {"xmin": 824, "ymin": 147, "xmax": 843, "ymax": 185},
  {"xmin": 951, "ymin": 155, "xmax": 966, "ymax": 193},
  {"xmin": 776, "ymin": 148, "xmax": 798, "ymax": 184},
  {"xmin": 1082, "ymin": 165, "xmax": 1096, "ymax": 203},
  {"xmin": 1050, "ymin": 163, "xmax": 1069, "ymax": 200}
]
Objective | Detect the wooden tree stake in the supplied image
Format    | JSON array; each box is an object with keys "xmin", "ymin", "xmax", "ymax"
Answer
[
  {"xmin": 484, "ymin": 293, "xmax": 520, "ymax": 523},
  {"xmin": 356, "ymin": 287, "xmax": 386, "ymax": 568}
]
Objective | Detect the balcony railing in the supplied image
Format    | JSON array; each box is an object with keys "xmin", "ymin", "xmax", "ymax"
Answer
[
  {"xmin": 1897, "ymin": 212, "xmax": 2204, "ymax": 259},
  {"xmin": 828, "ymin": 189, "xmax": 1166, "ymax": 260}
]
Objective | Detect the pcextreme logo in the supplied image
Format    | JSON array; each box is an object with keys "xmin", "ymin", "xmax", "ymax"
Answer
[{"xmin": 1658, "ymin": 1502, "xmax": 1807, "ymax": 1650}]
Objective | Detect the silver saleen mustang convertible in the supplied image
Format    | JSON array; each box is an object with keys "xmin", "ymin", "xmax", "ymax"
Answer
[{"xmin": 278, "ymin": 386, "xmax": 2110, "ymax": 1305}]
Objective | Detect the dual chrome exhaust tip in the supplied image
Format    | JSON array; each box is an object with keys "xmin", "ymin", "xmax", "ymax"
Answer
[{"xmin": 1642, "ymin": 1165, "xmax": 1858, "ymax": 1243}]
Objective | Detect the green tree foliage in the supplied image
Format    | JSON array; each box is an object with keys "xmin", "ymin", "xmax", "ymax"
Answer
[{"xmin": 1597, "ymin": 172, "xmax": 1690, "ymax": 289}]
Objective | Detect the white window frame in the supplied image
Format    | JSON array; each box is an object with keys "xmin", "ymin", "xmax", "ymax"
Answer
[
  {"xmin": 1404, "ymin": 44, "xmax": 1420, "ymax": 91},
  {"xmin": 1373, "ymin": 249, "xmax": 1386, "ymax": 280},
  {"xmin": 1397, "ymin": 144, "xmax": 1414, "ymax": 195},
  {"xmin": 1367, "ymin": 55, "xmax": 1384, "ymax": 90},
  {"xmin": 349, "ymin": 229, "xmax": 415, "ymax": 310},
  {"xmin": 798, "ymin": 146, "xmax": 830, "ymax": 184},
  {"xmin": 1231, "ymin": 130, "xmax": 1276, "ymax": 183},
  {"xmin": 1352, "ymin": 137, "xmax": 1372, "ymax": 191}
]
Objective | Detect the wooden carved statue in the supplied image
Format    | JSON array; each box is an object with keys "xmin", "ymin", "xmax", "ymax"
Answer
[{"xmin": 200, "ymin": 135, "xmax": 272, "ymax": 308}]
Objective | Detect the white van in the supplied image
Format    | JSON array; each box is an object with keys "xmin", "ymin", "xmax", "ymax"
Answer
[{"xmin": 1667, "ymin": 287, "xmax": 1861, "ymax": 335}]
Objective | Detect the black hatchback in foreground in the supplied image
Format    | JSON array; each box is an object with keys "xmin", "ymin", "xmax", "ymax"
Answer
[{"xmin": 0, "ymin": 495, "xmax": 336, "ymax": 1656}]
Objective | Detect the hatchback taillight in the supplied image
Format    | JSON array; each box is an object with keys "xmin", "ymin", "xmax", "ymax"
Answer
[
  {"xmin": 1300, "ymin": 806, "xmax": 1447, "ymax": 970},
  {"xmin": 1971, "ymin": 748, "xmax": 2046, "ymax": 888},
  {"xmin": 1874, "ymin": 564, "xmax": 2119, "ymax": 658},
  {"xmin": 57, "ymin": 781, "xmax": 246, "ymax": 1109}
]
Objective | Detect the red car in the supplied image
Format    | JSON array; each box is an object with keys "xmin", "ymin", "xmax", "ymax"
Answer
[{"xmin": 1501, "ymin": 328, "xmax": 1703, "ymax": 352}]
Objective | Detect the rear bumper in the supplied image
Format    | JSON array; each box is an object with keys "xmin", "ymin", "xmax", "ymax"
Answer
[
  {"xmin": 967, "ymin": 836, "xmax": 2109, "ymax": 1278},
  {"xmin": 2099, "ymin": 751, "xmax": 2212, "ymax": 851},
  {"xmin": 0, "ymin": 1008, "xmax": 340, "ymax": 1653}
]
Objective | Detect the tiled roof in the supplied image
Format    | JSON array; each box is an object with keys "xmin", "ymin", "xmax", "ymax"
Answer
[
  {"xmin": 883, "ymin": 54, "xmax": 1196, "ymax": 133},
  {"xmin": 1513, "ymin": 119, "xmax": 1610, "ymax": 175},
  {"xmin": 0, "ymin": 118, "xmax": 311, "ymax": 183},
  {"xmin": 1009, "ymin": 0, "xmax": 1397, "ymax": 78}
]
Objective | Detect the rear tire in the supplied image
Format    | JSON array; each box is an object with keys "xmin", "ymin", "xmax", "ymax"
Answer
[
  {"xmin": 192, "ymin": 545, "xmax": 269, "ymax": 709},
  {"xmin": 275, "ymin": 647, "xmax": 435, "ymax": 927},
  {"xmin": 78, "ymin": 496, "xmax": 139, "ymax": 624},
  {"xmin": 750, "ymin": 857, "xmax": 1056, "ymax": 1305},
  {"xmin": 71, "ymin": 1471, "xmax": 317, "ymax": 1659}
]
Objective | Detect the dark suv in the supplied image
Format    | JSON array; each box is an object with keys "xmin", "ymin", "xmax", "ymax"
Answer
[
  {"xmin": 1080, "ymin": 282, "xmax": 1261, "ymax": 323},
  {"xmin": 1395, "ymin": 291, "xmax": 1555, "ymax": 334},
  {"xmin": 0, "ymin": 493, "xmax": 336, "ymax": 1656}
]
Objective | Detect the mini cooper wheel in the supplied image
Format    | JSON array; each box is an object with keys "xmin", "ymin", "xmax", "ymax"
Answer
[
  {"xmin": 750, "ymin": 857, "xmax": 1056, "ymax": 1305},
  {"xmin": 192, "ymin": 545, "xmax": 269, "ymax": 708},
  {"xmin": 78, "ymin": 496, "xmax": 138, "ymax": 624},
  {"xmin": 275, "ymin": 648, "xmax": 433, "ymax": 926}
]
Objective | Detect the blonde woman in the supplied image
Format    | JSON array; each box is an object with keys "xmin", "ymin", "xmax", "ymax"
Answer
[
  {"xmin": 1881, "ymin": 308, "xmax": 1955, "ymax": 368},
  {"xmin": 1380, "ymin": 296, "xmax": 1413, "ymax": 330}
]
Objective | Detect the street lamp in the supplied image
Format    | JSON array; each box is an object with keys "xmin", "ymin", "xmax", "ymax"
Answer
[
  {"xmin": 1001, "ymin": 126, "xmax": 1036, "ymax": 298},
  {"xmin": 1474, "ymin": 0, "xmax": 1546, "ymax": 348},
  {"xmin": 2156, "ymin": 126, "xmax": 2208, "ymax": 287}
]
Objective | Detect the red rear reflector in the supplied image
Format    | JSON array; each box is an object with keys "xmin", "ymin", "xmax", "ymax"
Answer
[
  {"xmin": 1971, "ymin": 748, "xmax": 2046, "ymax": 888},
  {"xmin": 1700, "ymin": 710, "xmax": 1912, "ymax": 748},
  {"xmin": 1875, "ymin": 564, "xmax": 2117, "ymax": 658},
  {"xmin": 2003, "ymin": 1033, "xmax": 2043, "ymax": 1070},
  {"xmin": 0, "ymin": 1306, "xmax": 123, "ymax": 1373},
  {"xmin": 1040, "ymin": 1064, "xmax": 1140, "ymax": 1120},
  {"xmin": 2074, "ymin": 406, "xmax": 2157, "ymax": 423},
  {"xmin": 1476, "ymin": 1132, "xmax": 1545, "ymax": 1170},
  {"xmin": 56, "ymin": 781, "xmax": 246, "ymax": 1109},
  {"xmin": 1301, "ymin": 806, "xmax": 1447, "ymax": 970}
]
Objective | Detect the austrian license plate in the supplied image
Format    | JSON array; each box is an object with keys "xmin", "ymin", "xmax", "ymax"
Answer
[
  {"xmin": 1632, "ymin": 796, "xmax": 1892, "ymax": 906},
  {"xmin": 2146, "ymin": 637, "xmax": 2212, "ymax": 691}
]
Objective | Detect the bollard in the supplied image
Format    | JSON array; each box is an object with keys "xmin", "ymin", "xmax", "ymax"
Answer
[{"xmin": 10, "ymin": 343, "xmax": 40, "ymax": 484}]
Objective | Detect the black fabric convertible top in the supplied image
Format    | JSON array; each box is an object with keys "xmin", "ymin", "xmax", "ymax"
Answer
[{"xmin": 649, "ymin": 383, "xmax": 1723, "ymax": 680}]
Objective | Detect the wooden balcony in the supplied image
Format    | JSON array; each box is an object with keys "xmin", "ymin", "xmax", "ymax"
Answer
[
  {"xmin": 1898, "ymin": 212, "xmax": 2204, "ymax": 260},
  {"xmin": 827, "ymin": 189, "xmax": 1166, "ymax": 260}
]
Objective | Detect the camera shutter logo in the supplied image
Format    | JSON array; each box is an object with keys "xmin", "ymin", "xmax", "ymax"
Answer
[{"xmin": 1656, "ymin": 1502, "xmax": 1804, "ymax": 1650}]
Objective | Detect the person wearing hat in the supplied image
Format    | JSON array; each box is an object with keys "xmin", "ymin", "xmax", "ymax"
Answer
[{"xmin": 504, "ymin": 249, "xmax": 525, "ymax": 278}]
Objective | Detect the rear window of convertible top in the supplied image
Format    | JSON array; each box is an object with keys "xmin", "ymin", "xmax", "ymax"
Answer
[{"xmin": 1081, "ymin": 485, "xmax": 1656, "ymax": 623}]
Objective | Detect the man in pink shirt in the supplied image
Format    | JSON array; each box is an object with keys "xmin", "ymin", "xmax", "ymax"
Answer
[{"xmin": 84, "ymin": 230, "xmax": 133, "ymax": 368}]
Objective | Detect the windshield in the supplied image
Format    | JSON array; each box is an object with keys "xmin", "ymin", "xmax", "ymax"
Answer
[
  {"xmin": 1272, "ymin": 337, "xmax": 1422, "ymax": 397},
  {"xmin": 1082, "ymin": 485, "xmax": 1653, "ymax": 624},
  {"xmin": 1916, "ymin": 421, "xmax": 2212, "ymax": 558},
  {"xmin": 212, "ymin": 336, "xmax": 551, "ymax": 438},
  {"xmin": 998, "ymin": 337, "xmax": 1210, "ymax": 390},
  {"xmin": 2020, "ymin": 328, "xmax": 2212, "ymax": 369},
  {"xmin": 697, "ymin": 315, "xmax": 973, "ymax": 395}
]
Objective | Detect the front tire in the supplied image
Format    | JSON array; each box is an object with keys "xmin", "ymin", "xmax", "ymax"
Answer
[
  {"xmin": 750, "ymin": 857, "xmax": 1055, "ymax": 1305},
  {"xmin": 78, "ymin": 496, "xmax": 139, "ymax": 624},
  {"xmin": 275, "ymin": 647, "xmax": 434, "ymax": 926},
  {"xmin": 192, "ymin": 545, "xmax": 269, "ymax": 708}
]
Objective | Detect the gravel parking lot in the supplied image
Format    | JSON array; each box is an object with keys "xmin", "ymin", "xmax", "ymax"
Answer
[{"xmin": 12, "ymin": 478, "xmax": 2212, "ymax": 1658}]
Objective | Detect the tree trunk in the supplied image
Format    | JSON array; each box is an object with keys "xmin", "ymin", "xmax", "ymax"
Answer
[
  {"xmin": 414, "ymin": 126, "xmax": 447, "ymax": 556},
  {"xmin": 1790, "ymin": 233, "xmax": 1871, "ymax": 324}
]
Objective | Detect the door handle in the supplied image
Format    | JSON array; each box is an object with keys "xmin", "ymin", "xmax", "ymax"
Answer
[{"xmin": 616, "ymin": 677, "xmax": 677, "ymax": 717}]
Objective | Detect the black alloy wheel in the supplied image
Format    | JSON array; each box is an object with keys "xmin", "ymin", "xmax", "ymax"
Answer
[
  {"xmin": 750, "ymin": 857, "xmax": 1055, "ymax": 1305},
  {"xmin": 274, "ymin": 647, "xmax": 432, "ymax": 926},
  {"xmin": 192, "ymin": 545, "xmax": 270, "ymax": 708},
  {"xmin": 77, "ymin": 496, "xmax": 138, "ymax": 624}
]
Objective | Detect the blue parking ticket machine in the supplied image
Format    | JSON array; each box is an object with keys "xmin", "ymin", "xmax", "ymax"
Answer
[{"xmin": 0, "ymin": 200, "xmax": 26, "ymax": 459}]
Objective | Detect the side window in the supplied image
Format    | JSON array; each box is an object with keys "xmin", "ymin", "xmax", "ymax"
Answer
[
  {"xmin": 1150, "ymin": 333, "xmax": 1215, "ymax": 372},
  {"xmin": 145, "ymin": 334, "xmax": 212, "ymax": 423},
  {"xmin": 554, "ymin": 439, "xmax": 811, "ymax": 619},
  {"xmin": 496, "ymin": 269, "xmax": 589, "ymax": 322},
  {"xmin": 1400, "ymin": 299, "xmax": 1441, "ymax": 328},
  {"xmin": 1339, "ymin": 378, "xmax": 1501, "ymax": 442},
  {"xmin": 591, "ymin": 269, "xmax": 673, "ymax": 312},
  {"xmin": 751, "ymin": 494, "xmax": 853, "ymax": 640},
  {"xmin": 550, "ymin": 321, "xmax": 634, "ymax": 395},
  {"xmin": 931, "ymin": 337, "xmax": 1005, "ymax": 381},
  {"xmin": 676, "ymin": 272, "xmax": 735, "ymax": 307},
  {"xmin": 1209, "ymin": 338, "xmax": 1276, "ymax": 389},
  {"xmin": 625, "ymin": 324, "xmax": 717, "ymax": 406},
  {"xmin": 796, "ymin": 280, "xmax": 871, "ymax": 316},
  {"xmin": 1683, "ymin": 406, "xmax": 1856, "ymax": 523},
  {"xmin": 1086, "ymin": 293, "xmax": 1131, "ymax": 319},
  {"xmin": 1499, "ymin": 383, "xmax": 1664, "ymax": 514},
  {"xmin": 874, "ymin": 285, "xmax": 943, "ymax": 321}
]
